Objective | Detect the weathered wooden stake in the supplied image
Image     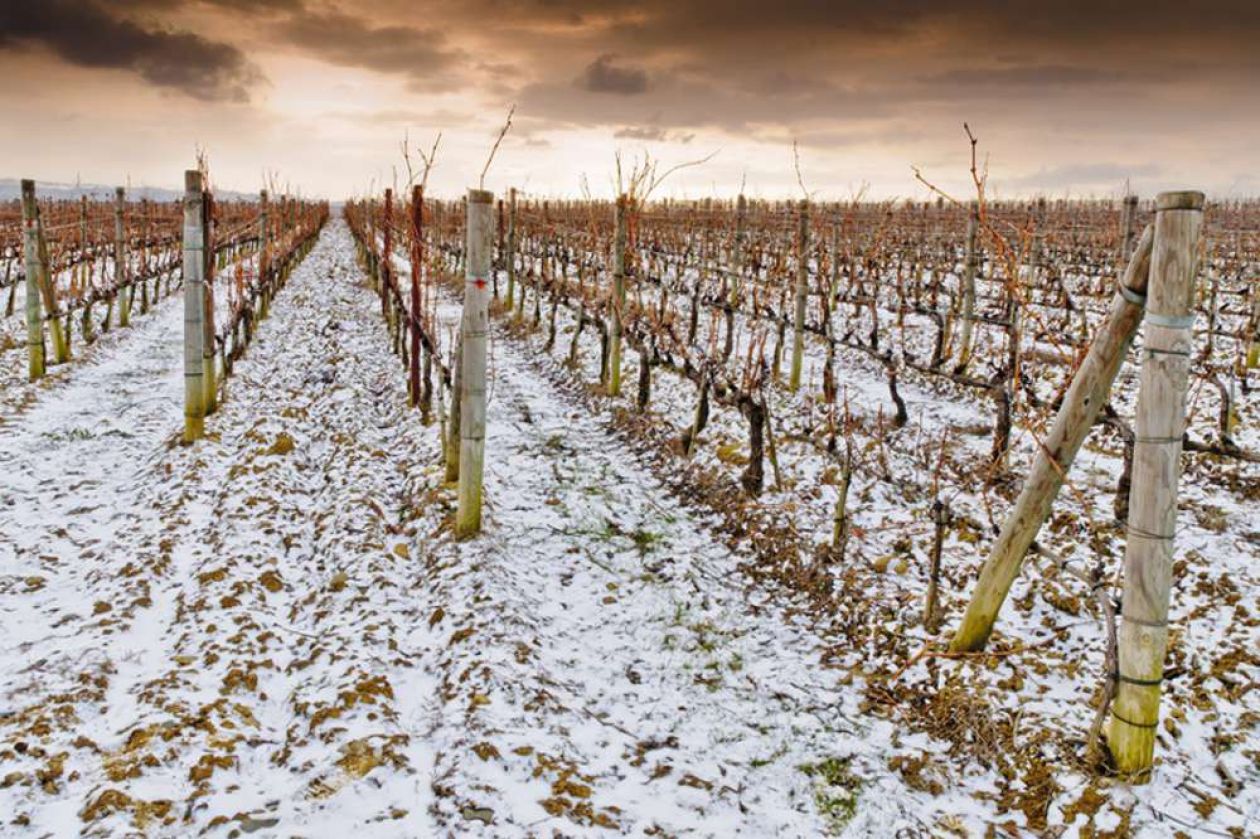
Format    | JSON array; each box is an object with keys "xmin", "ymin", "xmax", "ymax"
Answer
[
  {"xmin": 409, "ymin": 185, "xmax": 423, "ymax": 408},
  {"xmin": 505, "ymin": 187, "xmax": 517, "ymax": 308},
  {"xmin": 78, "ymin": 196, "xmax": 92, "ymax": 344},
  {"xmin": 789, "ymin": 200, "xmax": 809, "ymax": 392},
  {"xmin": 20, "ymin": 180, "xmax": 46, "ymax": 379},
  {"xmin": 731, "ymin": 193, "xmax": 746, "ymax": 307},
  {"xmin": 201, "ymin": 190, "xmax": 217, "ymax": 414},
  {"xmin": 608, "ymin": 195, "xmax": 628, "ymax": 395},
  {"xmin": 1120, "ymin": 194, "xmax": 1140, "ymax": 261},
  {"xmin": 258, "ymin": 190, "xmax": 270, "ymax": 318},
  {"xmin": 383, "ymin": 188, "xmax": 394, "ymax": 323},
  {"xmin": 183, "ymin": 171, "xmax": 207, "ymax": 442},
  {"xmin": 115, "ymin": 187, "xmax": 130, "ymax": 328},
  {"xmin": 951, "ymin": 223, "xmax": 1156, "ymax": 651},
  {"xmin": 1108, "ymin": 190, "xmax": 1204, "ymax": 776},
  {"xmin": 455, "ymin": 188, "xmax": 494, "ymax": 539}
]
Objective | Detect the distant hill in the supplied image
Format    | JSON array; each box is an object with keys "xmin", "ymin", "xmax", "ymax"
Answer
[{"xmin": 0, "ymin": 178, "xmax": 255, "ymax": 202}]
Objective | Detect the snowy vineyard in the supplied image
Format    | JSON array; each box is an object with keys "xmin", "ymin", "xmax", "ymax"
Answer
[
  {"xmin": 0, "ymin": 180, "xmax": 326, "ymax": 419},
  {"xmin": 0, "ymin": 169, "xmax": 1257, "ymax": 838}
]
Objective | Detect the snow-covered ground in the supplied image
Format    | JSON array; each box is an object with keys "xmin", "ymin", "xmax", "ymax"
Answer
[{"xmin": 2, "ymin": 219, "xmax": 1255, "ymax": 837}]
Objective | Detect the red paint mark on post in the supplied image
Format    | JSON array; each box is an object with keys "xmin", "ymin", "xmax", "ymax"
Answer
[{"xmin": 472, "ymin": 277, "xmax": 488, "ymax": 289}]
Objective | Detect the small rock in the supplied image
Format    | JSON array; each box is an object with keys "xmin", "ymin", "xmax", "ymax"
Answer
[
  {"xmin": 460, "ymin": 806, "xmax": 494, "ymax": 825},
  {"xmin": 239, "ymin": 815, "xmax": 280, "ymax": 833}
]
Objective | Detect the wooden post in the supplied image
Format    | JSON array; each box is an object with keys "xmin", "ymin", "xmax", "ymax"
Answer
[
  {"xmin": 383, "ymin": 188, "xmax": 394, "ymax": 329},
  {"xmin": 789, "ymin": 199, "xmax": 809, "ymax": 391},
  {"xmin": 78, "ymin": 196, "xmax": 92, "ymax": 345},
  {"xmin": 951, "ymin": 223, "xmax": 1156, "ymax": 652},
  {"xmin": 495, "ymin": 198, "xmax": 504, "ymax": 299},
  {"xmin": 1120, "ymin": 193, "xmax": 1140, "ymax": 261},
  {"xmin": 183, "ymin": 171, "xmax": 207, "ymax": 442},
  {"xmin": 514, "ymin": 201, "xmax": 527, "ymax": 323},
  {"xmin": 456, "ymin": 188, "xmax": 493, "ymax": 539},
  {"xmin": 29, "ymin": 193, "xmax": 69, "ymax": 364},
  {"xmin": 731, "ymin": 193, "xmax": 746, "ymax": 307},
  {"xmin": 20, "ymin": 180, "xmax": 46, "ymax": 379},
  {"xmin": 505, "ymin": 187, "xmax": 517, "ymax": 308},
  {"xmin": 258, "ymin": 189, "xmax": 270, "ymax": 317},
  {"xmin": 409, "ymin": 185, "xmax": 423, "ymax": 408},
  {"xmin": 608, "ymin": 195, "xmax": 627, "ymax": 395},
  {"xmin": 1108, "ymin": 190, "xmax": 1204, "ymax": 775},
  {"xmin": 115, "ymin": 187, "xmax": 130, "ymax": 328},
  {"xmin": 202, "ymin": 190, "xmax": 217, "ymax": 414}
]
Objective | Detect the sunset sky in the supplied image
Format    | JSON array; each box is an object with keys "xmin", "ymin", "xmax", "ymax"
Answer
[{"xmin": 1, "ymin": 0, "xmax": 1257, "ymax": 201}]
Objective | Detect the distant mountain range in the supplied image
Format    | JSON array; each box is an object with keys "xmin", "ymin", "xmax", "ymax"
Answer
[{"xmin": 0, "ymin": 178, "xmax": 256, "ymax": 202}]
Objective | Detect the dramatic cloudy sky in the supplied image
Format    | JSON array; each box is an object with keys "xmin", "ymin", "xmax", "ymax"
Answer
[{"xmin": 1, "ymin": 0, "xmax": 1256, "ymax": 200}]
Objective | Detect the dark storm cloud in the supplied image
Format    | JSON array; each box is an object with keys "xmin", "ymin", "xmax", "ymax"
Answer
[
  {"xmin": 274, "ymin": 11, "xmax": 465, "ymax": 91},
  {"xmin": 521, "ymin": 72, "xmax": 886, "ymax": 136},
  {"xmin": 0, "ymin": 0, "xmax": 261, "ymax": 101},
  {"xmin": 485, "ymin": 0, "xmax": 1255, "ymax": 145},
  {"xmin": 8, "ymin": 0, "xmax": 1260, "ymax": 196},
  {"xmin": 579, "ymin": 54, "xmax": 649, "ymax": 95},
  {"xmin": 104, "ymin": 0, "xmax": 304, "ymax": 9},
  {"xmin": 457, "ymin": 0, "xmax": 1260, "ymax": 43},
  {"xmin": 200, "ymin": 0, "xmax": 304, "ymax": 9}
]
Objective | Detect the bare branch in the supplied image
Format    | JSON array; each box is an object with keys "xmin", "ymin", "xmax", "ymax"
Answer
[
  {"xmin": 793, "ymin": 139, "xmax": 809, "ymax": 200},
  {"xmin": 480, "ymin": 104, "xmax": 515, "ymax": 191},
  {"xmin": 416, "ymin": 132, "xmax": 442, "ymax": 193},
  {"xmin": 643, "ymin": 148, "xmax": 719, "ymax": 202}
]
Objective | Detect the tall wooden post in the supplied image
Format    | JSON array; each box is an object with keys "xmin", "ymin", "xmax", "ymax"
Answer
[
  {"xmin": 202, "ymin": 190, "xmax": 217, "ymax": 414},
  {"xmin": 608, "ymin": 194, "xmax": 628, "ymax": 395},
  {"xmin": 79, "ymin": 196, "xmax": 94, "ymax": 345},
  {"xmin": 183, "ymin": 171, "xmax": 207, "ymax": 442},
  {"xmin": 951, "ymin": 223, "xmax": 1156, "ymax": 651},
  {"xmin": 409, "ymin": 185, "xmax": 423, "ymax": 408},
  {"xmin": 20, "ymin": 180, "xmax": 46, "ymax": 379},
  {"xmin": 731, "ymin": 193, "xmax": 746, "ymax": 306},
  {"xmin": 789, "ymin": 199, "xmax": 810, "ymax": 391},
  {"xmin": 495, "ymin": 198, "xmax": 504, "ymax": 299},
  {"xmin": 1120, "ymin": 193, "xmax": 1140, "ymax": 261},
  {"xmin": 1108, "ymin": 191, "xmax": 1204, "ymax": 775},
  {"xmin": 956, "ymin": 203, "xmax": 980, "ymax": 372},
  {"xmin": 30, "ymin": 196, "xmax": 69, "ymax": 364},
  {"xmin": 115, "ymin": 187, "xmax": 130, "ymax": 328},
  {"xmin": 382, "ymin": 188, "xmax": 394, "ymax": 332},
  {"xmin": 258, "ymin": 189, "xmax": 270, "ymax": 317},
  {"xmin": 456, "ymin": 188, "xmax": 493, "ymax": 539},
  {"xmin": 505, "ymin": 187, "xmax": 517, "ymax": 308}
]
